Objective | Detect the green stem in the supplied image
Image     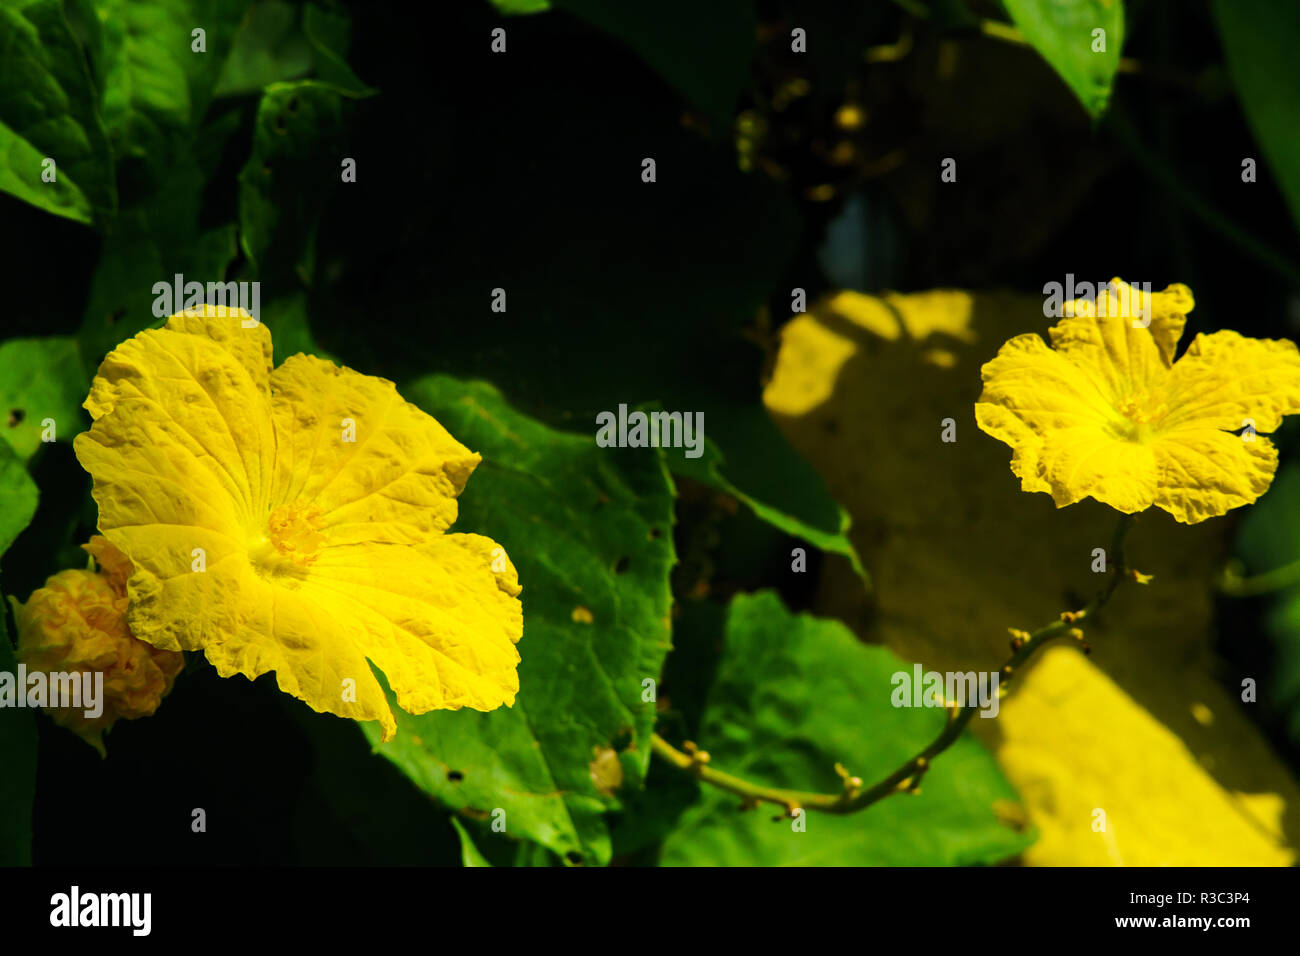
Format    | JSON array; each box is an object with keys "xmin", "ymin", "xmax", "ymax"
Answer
[
  {"xmin": 1219, "ymin": 556, "xmax": 1300, "ymax": 597},
  {"xmin": 653, "ymin": 514, "xmax": 1135, "ymax": 815}
]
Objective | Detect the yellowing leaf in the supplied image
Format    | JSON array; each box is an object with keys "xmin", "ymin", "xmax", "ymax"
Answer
[{"xmin": 982, "ymin": 646, "xmax": 1292, "ymax": 865}]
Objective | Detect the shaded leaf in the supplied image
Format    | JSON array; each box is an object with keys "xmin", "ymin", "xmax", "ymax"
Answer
[
  {"xmin": 237, "ymin": 80, "xmax": 345, "ymax": 280},
  {"xmin": 551, "ymin": 0, "xmax": 754, "ymax": 130},
  {"xmin": 1213, "ymin": 0, "xmax": 1300, "ymax": 233}
]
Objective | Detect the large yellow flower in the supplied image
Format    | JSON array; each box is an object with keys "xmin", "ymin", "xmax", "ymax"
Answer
[
  {"xmin": 72, "ymin": 308, "xmax": 523, "ymax": 740},
  {"xmin": 976, "ymin": 279, "xmax": 1300, "ymax": 523}
]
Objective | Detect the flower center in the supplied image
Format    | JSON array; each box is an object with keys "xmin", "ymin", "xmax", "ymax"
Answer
[
  {"xmin": 249, "ymin": 502, "xmax": 325, "ymax": 581},
  {"xmin": 1113, "ymin": 390, "xmax": 1169, "ymax": 441}
]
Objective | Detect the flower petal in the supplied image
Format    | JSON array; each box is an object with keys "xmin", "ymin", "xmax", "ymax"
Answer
[
  {"xmin": 1161, "ymin": 330, "xmax": 1300, "ymax": 434},
  {"xmin": 269, "ymin": 354, "xmax": 482, "ymax": 543},
  {"xmin": 1035, "ymin": 425, "xmax": 1158, "ymax": 513},
  {"xmin": 976, "ymin": 331, "xmax": 1128, "ymax": 497},
  {"xmin": 1050, "ymin": 279, "xmax": 1194, "ymax": 397},
  {"xmin": 195, "ymin": 533, "xmax": 524, "ymax": 740},
  {"xmin": 77, "ymin": 317, "xmax": 277, "ymax": 524},
  {"xmin": 1153, "ymin": 426, "xmax": 1279, "ymax": 523}
]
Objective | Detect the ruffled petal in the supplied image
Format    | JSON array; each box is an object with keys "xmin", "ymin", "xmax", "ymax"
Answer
[
  {"xmin": 77, "ymin": 315, "xmax": 277, "ymax": 525},
  {"xmin": 269, "ymin": 354, "xmax": 481, "ymax": 543},
  {"xmin": 1035, "ymin": 425, "xmax": 1159, "ymax": 513},
  {"xmin": 976, "ymin": 331, "xmax": 1128, "ymax": 498},
  {"xmin": 1049, "ymin": 279, "xmax": 1194, "ymax": 398},
  {"xmin": 1153, "ymin": 426, "xmax": 1279, "ymax": 523},
  {"xmin": 1160, "ymin": 330, "xmax": 1300, "ymax": 433}
]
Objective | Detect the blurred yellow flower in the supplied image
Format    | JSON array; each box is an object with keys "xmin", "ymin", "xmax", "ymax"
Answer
[
  {"xmin": 10, "ymin": 537, "xmax": 184, "ymax": 755},
  {"xmin": 976, "ymin": 279, "xmax": 1300, "ymax": 523},
  {"xmin": 73, "ymin": 308, "xmax": 523, "ymax": 740}
]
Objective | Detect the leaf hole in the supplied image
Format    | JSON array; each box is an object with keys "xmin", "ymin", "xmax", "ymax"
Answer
[
  {"xmin": 613, "ymin": 556, "xmax": 630, "ymax": 574},
  {"xmin": 447, "ymin": 770, "xmax": 464, "ymax": 783},
  {"xmin": 7, "ymin": 408, "xmax": 24, "ymax": 427},
  {"xmin": 564, "ymin": 851, "xmax": 584, "ymax": 866}
]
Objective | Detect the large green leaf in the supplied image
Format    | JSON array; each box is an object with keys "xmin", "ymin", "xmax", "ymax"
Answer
[
  {"xmin": 658, "ymin": 591, "xmax": 1035, "ymax": 865},
  {"xmin": 94, "ymin": 0, "xmax": 251, "ymax": 189},
  {"xmin": 359, "ymin": 375, "xmax": 676, "ymax": 866},
  {"xmin": 1214, "ymin": 0, "xmax": 1300, "ymax": 234},
  {"xmin": 0, "ymin": 0, "xmax": 117, "ymax": 223},
  {"xmin": 0, "ymin": 337, "xmax": 88, "ymax": 461},
  {"xmin": 1002, "ymin": 0, "xmax": 1125, "ymax": 120},
  {"xmin": 0, "ymin": 441, "xmax": 38, "ymax": 865}
]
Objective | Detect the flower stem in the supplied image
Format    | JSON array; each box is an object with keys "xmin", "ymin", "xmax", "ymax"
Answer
[{"xmin": 653, "ymin": 513, "xmax": 1135, "ymax": 816}]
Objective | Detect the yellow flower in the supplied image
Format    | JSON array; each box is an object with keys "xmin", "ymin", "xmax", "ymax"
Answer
[
  {"xmin": 975, "ymin": 279, "xmax": 1300, "ymax": 523},
  {"xmin": 72, "ymin": 308, "xmax": 523, "ymax": 740},
  {"xmin": 10, "ymin": 537, "xmax": 184, "ymax": 755}
]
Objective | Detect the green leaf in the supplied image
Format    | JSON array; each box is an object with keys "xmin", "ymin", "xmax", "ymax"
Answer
[
  {"xmin": 658, "ymin": 591, "xmax": 1035, "ymax": 865},
  {"xmin": 0, "ymin": 337, "xmax": 88, "ymax": 461},
  {"xmin": 0, "ymin": 441, "xmax": 38, "ymax": 558},
  {"xmin": 488, "ymin": 0, "xmax": 551, "ymax": 14},
  {"xmin": 450, "ymin": 818, "xmax": 494, "ymax": 867},
  {"xmin": 673, "ymin": 434, "xmax": 864, "ymax": 579},
  {"xmin": 0, "ymin": 0, "xmax": 117, "ymax": 223},
  {"xmin": 0, "ymin": 441, "xmax": 38, "ymax": 865},
  {"xmin": 552, "ymin": 0, "xmax": 754, "ymax": 129},
  {"xmin": 301, "ymin": 4, "xmax": 374, "ymax": 97},
  {"xmin": 1213, "ymin": 0, "xmax": 1300, "ymax": 234},
  {"xmin": 1002, "ymin": 0, "xmax": 1124, "ymax": 120},
  {"xmin": 360, "ymin": 375, "xmax": 676, "ymax": 866},
  {"xmin": 94, "ymin": 0, "xmax": 251, "ymax": 188},
  {"xmin": 212, "ymin": 0, "xmax": 313, "ymax": 97},
  {"xmin": 237, "ymin": 80, "xmax": 345, "ymax": 280}
]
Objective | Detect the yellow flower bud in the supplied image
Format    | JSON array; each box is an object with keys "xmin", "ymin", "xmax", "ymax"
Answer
[{"xmin": 9, "ymin": 541, "xmax": 184, "ymax": 756}]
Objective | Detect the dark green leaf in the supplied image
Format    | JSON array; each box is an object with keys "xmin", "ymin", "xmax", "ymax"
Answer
[
  {"xmin": 1213, "ymin": 0, "xmax": 1300, "ymax": 233},
  {"xmin": 552, "ymin": 0, "xmax": 754, "ymax": 129},
  {"xmin": 212, "ymin": 0, "xmax": 313, "ymax": 97},
  {"xmin": 237, "ymin": 80, "xmax": 345, "ymax": 280},
  {"xmin": 360, "ymin": 375, "xmax": 676, "ymax": 866}
]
